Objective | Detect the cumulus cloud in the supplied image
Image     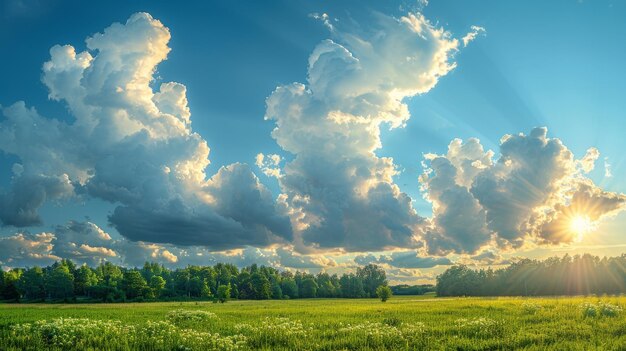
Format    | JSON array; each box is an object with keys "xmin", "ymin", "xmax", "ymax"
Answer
[
  {"xmin": 0, "ymin": 232, "xmax": 58, "ymax": 267},
  {"xmin": 420, "ymin": 127, "xmax": 626, "ymax": 254},
  {"xmin": 50, "ymin": 221, "xmax": 117, "ymax": 266},
  {"xmin": 535, "ymin": 180, "xmax": 626, "ymax": 244},
  {"xmin": 0, "ymin": 13, "xmax": 291, "ymax": 249},
  {"xmin": 255, "ymin": 153, "xmax": 282, "ymax": 178},
  {"xmin": 265, "ymin": 11, "xmax": 481, "ymax": 251}
]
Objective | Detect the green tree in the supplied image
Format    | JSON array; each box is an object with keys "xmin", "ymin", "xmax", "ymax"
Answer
[
  {"xmin": 217, "ymin": 283, "xmax": 231, "ymax": 303},
  {"xmin": 317, "ymin": 273, "xmax": 337, "ymax": 297},
  {"xmin": 74, "ymin": 265, "xmax": 98, "ymax": 297},
  {"xmin": 149, "ymin": 275, "xmax": 166, "ymax": 298},
  {"xmin": 357, "ymin": 264, "xmax": 387, "ymax": 298},
  {"xmin": 46, "ymin": 265, "xmax": 75, "ymax": 300},
  {"xmin": 376, "ymin": 285, "xmax": 392, "ymax": 302},
  {"xmin": 97, "ymin": 262, "xmax": 123, "ymax": 288},
  {"xmin": 174, "ymin": 269, "xmax": 191, "ymax": 297},
  {"xmin": 280, "ymin": 278, "xmax": 298, "ymax": 298},
  {"xmin": 201, "ymin": 282, "xmax": 212, "ymax": 298},
  {"xmin": 340, "ymin": 273, "xmax": 366, "ymax": 298},
  {"xmin": 271, "ymin": 280, "xmax": 283, "ymax": 299},
  {"xmin": 189, "ymin": 276, "xmax": 204, "ymax": 297},
  {"xmin": 122, "ymin": 270, "xmax": 148, "ymax": 299},
  {"xmin": 1, "ymin": 269, "xmax": 22, "ymax": 301},
  {"xmin": 249, "ymin": 272, "xmax": 271, "ymax": 300},
  {"xmin": 18, "ymin": 267, "xmax": 46, "ymax": 300},
  {"xmin": 300, "ymin": 277, "xmax": 318, "ymax": 298}
]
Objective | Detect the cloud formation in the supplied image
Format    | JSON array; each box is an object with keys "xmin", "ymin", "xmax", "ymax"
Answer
[
  {"xmin": 420, "ymin": 128, "xmax": 626, "ymax": 254},
  {"xmin": 0, "ymin": 232, "xmax": 58, "ymax": 267},
  {"xmin": 355, "ymin": 251, "xmax": 452, "ymax": 268},
  {"xmin": 0, "ymin": 221, "xmax": 335, "ymax": 270},
  {"xmin": 0, "ymin": 13, "xmax": 291, "ymax": 249},
  {"xmin": 264, "ymin": 12, "xmax": 478, "ymax": 252},
  {"xmin": 1, "ymin": 8, "xmax": 623, "ymax": 278}
]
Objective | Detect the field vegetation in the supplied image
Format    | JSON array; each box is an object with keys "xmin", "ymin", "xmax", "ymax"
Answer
[{"xmin": 2, "ymin": 295, "xmax": 626, "ymax": 350}]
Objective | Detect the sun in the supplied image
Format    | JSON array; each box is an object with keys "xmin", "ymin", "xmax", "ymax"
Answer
[{"xmin": 570, "ymin": 215, "xmax": 594, "ymax": 241}]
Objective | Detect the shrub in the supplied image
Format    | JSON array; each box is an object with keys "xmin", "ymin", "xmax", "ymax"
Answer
[
  {"xmin": 376, "ymin": 285, "xmax": 393, "ymax": 302},
  {"xmin": 166, "ymin": 309, "xmax": 218, "ymax": 324}
]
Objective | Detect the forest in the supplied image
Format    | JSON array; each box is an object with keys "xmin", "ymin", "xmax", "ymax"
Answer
[
  {"xmin": 0, "ymin": 260, "xmax": 390, "ymax": 302},
  {"xmin": 4, "ymin": 253, "xmax": 626, "ymax": 303},
  {"xmin": 437, "ymin": 254, "xmax": 626, "ymax": 296}
]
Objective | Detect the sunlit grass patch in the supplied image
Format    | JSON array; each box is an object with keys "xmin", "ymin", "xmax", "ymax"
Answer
[{"xmin": 3, "ymin": 296, "xmax": 626, "ymax": 350}]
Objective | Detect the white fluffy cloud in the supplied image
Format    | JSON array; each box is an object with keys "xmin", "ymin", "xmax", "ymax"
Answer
[
  {"xmin": 51, "ymin": 221, "xmax": 117, "ymax": 266},
  {"xmin": 264, "ymin": 11, "xmax": 478, "ymax": 252},
  {"xmin": 420, "ymin": 127, "xmax": 626, "ymax": 254},
  {"xmin": 0, "ymin": 13, "xmax": 291, "ymax": 249},
  {"xmin": 0, "ymin": 232, "xmax": 59, "ymax": 267},
  {"xmin": 2, "ymin": 8, "xmax": 621, "ymax": 276}
]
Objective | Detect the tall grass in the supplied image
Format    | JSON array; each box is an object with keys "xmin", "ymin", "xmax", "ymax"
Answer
[{"xmin": 2, "ymin": 295, "xmax": 626, "ymax": 350}]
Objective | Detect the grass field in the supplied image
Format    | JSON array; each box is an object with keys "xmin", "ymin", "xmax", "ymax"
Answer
[{"xmin": 2, "ymin": 295, "xmax": 626, "ymax": 350}]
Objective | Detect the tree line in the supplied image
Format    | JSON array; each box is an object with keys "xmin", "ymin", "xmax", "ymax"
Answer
[
  {"xmin": 391, "ymin": 284, "xmax": 435, "ymax": 296},
  {"xmin": 437, "ymin": 254, "xmax": 626, "ymax": 297},
  {"xmin": 0, "ymin": 260, "xmax": 390, "ymax": 302}
]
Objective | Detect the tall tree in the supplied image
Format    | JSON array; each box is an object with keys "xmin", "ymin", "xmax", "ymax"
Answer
[
  {"xmin": 18, "ymin": 266, "xmax": 46, "ymax": 300},
  {"xmin": 74, "ymin": 265, "xmax": 98, "ymax": 297},
  {"xmin": 357, "ymin": 264, "xmax": 387, "ymax": 298},
  {"xmin": 217, "ymin": 283, "xmax": 231, "ymax": 303},
  {"xmin": 280, "ymin": 277, "xmax": 298, "ymax": 298},
  {"xmin": 149, "ymin": 275, "xmax": 166, "ymax": 298},
  {"xmin": 122, "ymin": 270, "xmax": 148, "ymax": 299},
  {"xmin": 300, "ymin": 277, "xmax": 318, "ymax": 298},
  {"xmin": 46, "ymin": 265, "xmax": 75, "ymax": 300}
]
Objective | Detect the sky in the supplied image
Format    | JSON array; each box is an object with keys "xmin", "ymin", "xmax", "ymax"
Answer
[{"xmin": 1, "ymin": 0, "xmax": 625, "ymax": 284}]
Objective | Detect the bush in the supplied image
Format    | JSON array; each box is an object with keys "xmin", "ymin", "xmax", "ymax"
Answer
[
  {"xmin": 166, "ymin": 309, "xmax": 218, "ymax": 324},
  {"xmin": 376, "ymin": 285, "xmax": 392, "ymax": 302}
]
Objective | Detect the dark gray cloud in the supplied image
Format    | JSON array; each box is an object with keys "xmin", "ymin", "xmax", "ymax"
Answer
[
  {"xmin": 354, "ymin": 251, "xmax": 451, "ymax": 268},
  {"xmin": 0, "ymin": 174, "xmax": 73, "ymax": 227}
]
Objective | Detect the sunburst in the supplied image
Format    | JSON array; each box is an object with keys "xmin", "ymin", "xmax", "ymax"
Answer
[{"xmin": 570, "ymin": 215, "xmax": 594, "ymax": 241}]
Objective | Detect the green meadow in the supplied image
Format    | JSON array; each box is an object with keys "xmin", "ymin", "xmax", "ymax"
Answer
[{"xmin": 2, "ymin": 295, "xmax": 626, "ymax": 350}]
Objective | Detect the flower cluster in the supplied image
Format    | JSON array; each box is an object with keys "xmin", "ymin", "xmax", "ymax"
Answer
[
  {"xmin": 166, "ymin": 309, "xmax": 219, "ymax": 324},
  {"xmin": 337, "ymin": 321, "xmax": 426, "ymax": 347},
  {"xmin": 138, "ymin": 320, "xmax": 245, "ymax": 350},
  {"xmin": 580, "ymin": 301, "xmax": 622, "ymax": 318},
  {"xmin": 11, "ymin": 317, "xmax": 245, "ymax": 351},
  {"xmin": 11, "ymin": 318, "xmax": 132, "ymax": 349}
]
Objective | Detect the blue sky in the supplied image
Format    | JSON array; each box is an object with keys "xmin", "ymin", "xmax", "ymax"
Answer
[{"xmin": 1, "ymin": 0, "xmax": 625, "ymax": 282}]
